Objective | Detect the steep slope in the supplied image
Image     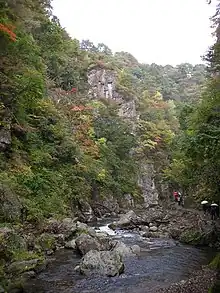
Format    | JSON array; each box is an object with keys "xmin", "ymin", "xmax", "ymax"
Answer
[{"xmin": 0, "ymin": 1, "xmax": 207, "ymax": 226}]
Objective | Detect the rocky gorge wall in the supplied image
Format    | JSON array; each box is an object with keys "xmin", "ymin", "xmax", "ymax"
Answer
[{"xmin": 87, "ymin": 67, "xmax": 159, "ymax": 208}]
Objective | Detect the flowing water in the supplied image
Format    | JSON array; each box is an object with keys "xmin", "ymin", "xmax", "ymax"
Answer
[{"xmin": 24, "ymin": 219, "xmax": 215, "ymax": 293}]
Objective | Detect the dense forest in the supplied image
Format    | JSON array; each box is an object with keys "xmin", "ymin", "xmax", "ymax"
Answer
[
  {"xmin": 0, "ymin": 0, "xmax": 211, "ymax": 225},
  {"xmin": 1, "ymin": 0, "xmax": 220, "ymax": 291}
]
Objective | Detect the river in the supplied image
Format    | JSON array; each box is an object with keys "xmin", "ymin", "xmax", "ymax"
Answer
[{"xmin": 24, "ymin": 218, "xmax": 215, "ymax": 293}]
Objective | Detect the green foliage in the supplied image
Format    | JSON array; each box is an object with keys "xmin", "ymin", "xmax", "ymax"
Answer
[
  {"xmin": 0, "ymin": 0, "xmax": 208, "ymax": 226},
  {"xmin": 165, "ymin": 1, "xmax": 220, "ymax": 204},
  {"xmin": 209, "ymin": 253, "xmax": 220, "ymax": 270}
]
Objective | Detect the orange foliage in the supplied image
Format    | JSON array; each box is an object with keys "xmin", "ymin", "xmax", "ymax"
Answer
[
  {"xmin": 70, "ymin": 105, "xmax": 93, "ymax": 111},
  {"xmin": 0, "ymin": 23, "xmax": 16, "ymax": 41}
]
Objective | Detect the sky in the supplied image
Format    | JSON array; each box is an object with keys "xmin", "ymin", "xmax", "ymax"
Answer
[{"xmin": 52, "ymin": 0, "xmax": 218, "ymax": 66}]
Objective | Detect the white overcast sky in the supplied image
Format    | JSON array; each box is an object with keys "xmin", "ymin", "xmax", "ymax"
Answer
[{"xmin": 52, "ymin": 0, "xmax": 217, "ymax": 66}]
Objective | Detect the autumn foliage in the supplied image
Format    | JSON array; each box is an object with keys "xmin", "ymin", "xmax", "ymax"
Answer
[{"xmin": 0, "ymin": 23, "xmax": 16, "ymax": 41}]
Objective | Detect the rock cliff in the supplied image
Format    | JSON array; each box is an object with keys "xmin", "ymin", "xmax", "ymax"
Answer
[{"xmin": 87, "ymin": 67, "xmax": 159, "ymax": 206}]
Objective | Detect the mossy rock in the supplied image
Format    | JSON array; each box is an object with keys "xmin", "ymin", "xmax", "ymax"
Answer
[
  {"xmin": 0, "ymin": 185, "xmax": 21, "ymax": 223},
  {"xmin": 36, "ymin": 233, "xmax": 56, "ymax": 252},
  {"xmin": 179, "ymin": 230, "xmax": 203, "ymax": 245},
  {"xmin": 180, "ymin": 230, "xmax": 209, "ymax": 246},
  {"xmin": 209, "ymin": 253, "xmax": 220, "ymax": 270},
  {"xmin": 0, "ymin": 227, "xmax": 26, "ymax": 262},
  {"xmin": 7, "ymin": 258, "xmax": 43, "ymax": 275}
]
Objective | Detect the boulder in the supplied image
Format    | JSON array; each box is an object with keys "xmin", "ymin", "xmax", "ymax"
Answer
[
  {"xmin": 77, "ymin": 200, "xmax": 96, "ymax": 223},
  {"xmin": 43, "ymin": 219, "xmax": 96, "ymax": 241},
  {"xmin": 109, "ymin": 210, "xmax": 143, "ymax": 230},
  {"xmin": 111, "ymin": 240, "xmax": 133, "ymax": 258},
  {"xmin": 79, "ymin": 250, "xmax": 124, "ymax": 277},
  {"xmin": 149, "ymin": 226, "xmax": 158, "ymax": 232},
  {"xmin": 35, "ymin": 233, "xmax": 56, "ymax": 253},
  {"xmin": 65, "ymin": 239, "xmax": 76, "ymax": 250},
  {"xmin": 130, "ymin": 245, "xmax": 141, "ymax": 255},
  {"xmin": 44, "ymin": 218, "xmax": 77, "ymax": 240},
  {"xmin": 95, "ymin": 231, "xmax": 109, "ymax": 238},
  {"xmin": 75, "ymin": 234, "xmax": 101, "ymax": 255},
  {"xmin": 140, "ymin": 225, "xmax": 149, "ymax": 233},
  {"xmin": 92, "ymin": 196, "xmax": 120, "ymax": 217},
  {"xmin": 0, "ymin": 227, "xmax": 26, "ymax": 262},
  {"xmin": 6, "ymin": 258, "xmax": 45, "ymax": 275},
  {"xmin": 0, "ymin": 185, "xmax": 21, "ymax": 223},
  {"xmin": 76, "ymin": 221, "xmax": 96, "ymax": 237}
]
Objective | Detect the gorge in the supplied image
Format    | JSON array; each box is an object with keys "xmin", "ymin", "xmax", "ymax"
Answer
[{"xmin": 1, "ymin": 1, "xmax": 220, "ymax": 292}]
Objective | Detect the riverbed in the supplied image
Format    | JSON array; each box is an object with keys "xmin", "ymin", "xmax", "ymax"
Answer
[{"xmin": 24, "ymin": 219, "xmax": 215, "ymax": 293}]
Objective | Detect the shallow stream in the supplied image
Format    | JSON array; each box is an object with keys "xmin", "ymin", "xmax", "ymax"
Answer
[{"xmin": 24, "ymin": 218, "xmax": 214, "ymax": 293}]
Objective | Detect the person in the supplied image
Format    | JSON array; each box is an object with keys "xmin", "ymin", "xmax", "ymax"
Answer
[
  {"xmin": 201, "ymin": 200, "xmax": 208, "ymax": 214},
  {"xmin": 173, "ymin": 191, "xmax": 178, "ymax": 202},
  {"xmin": 210, "ymin": 202, "xmax": 218, "ymax": 220}
]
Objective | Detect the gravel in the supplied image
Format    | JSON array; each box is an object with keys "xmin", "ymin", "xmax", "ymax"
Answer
[{"xmin": 155, "ymin": 267, "xmax": 217, "ymax": 293}]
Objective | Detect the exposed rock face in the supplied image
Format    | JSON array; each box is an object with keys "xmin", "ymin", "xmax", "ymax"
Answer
[
  {"xmin": 0, "ymin": 112, "xmax": 11, "ymax": 150},
  {"xmin": 87, "ymin": 68, "xmax": 137, "ymax": 120},
  {"xmin": 138, "ymin": 162, "xmax": 159, "ymax": 207},
  {"xmin": 88, "ymin": 68, "xmax": 116, "ymax": 100},
  {"xmin": 87, "ymin": 67, "xmax": 159, "ymax": 208},
  {"xmin": 76, "ymin": 200, "xmax": 96, "ymax": 223},
  {"xmin": 91, "ymin": 195, "xmax": 120, "ymax": 218},
  {"xmin": 79, "ymin": 249, "xmax": 124, "ymax": 277}
]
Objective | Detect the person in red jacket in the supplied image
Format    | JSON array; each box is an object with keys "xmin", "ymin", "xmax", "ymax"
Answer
[{"xmin": 173, "ymin": 191, "xmax": 178, "ymax": 202}]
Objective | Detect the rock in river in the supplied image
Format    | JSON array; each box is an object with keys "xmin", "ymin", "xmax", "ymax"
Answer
[
  {"xmin": 79, "ymin": 249, "xmax": 124, "ymax": 277},
  {"xmin": 75, "ymin": 234, "xmax": 101, "ymax": 255}
]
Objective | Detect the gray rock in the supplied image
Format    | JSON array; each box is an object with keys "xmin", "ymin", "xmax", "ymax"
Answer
[
  {"xmin": 139, "ymin": 231, "xmax": 146, "ymax": 237},
  {"xmin": 138, "ymin": 162, "xmax": 159, "ymax": 207},
  {"xmin": 44, "ymin": 218, "xmax": 77, "ymax": 240},
  {"xmin": 0, "ymin": 117, "xmax": 11, "ymax": 150},
  {"xmin": 109, "ymin": 210, "xmax": 142, "ymax": 229},
  {"xmin": 111, "ymin": 240, "xmax": 133, "ymax": 258},
  {"xmin": 79, "ymin": 249, "xmax": 124, "ymax": 277},
  {"xmin": 130, "ymin": 245, "xmax": 141, "ymax": 255},
  {"xmin": 21, "ymin": 270, "xmax": 36, "ymax": 279},
  {"xmin": 77, "ymin": 200, "xmax": 96, "ymax": 223},
  {"xmin": 96, "ymin": 231, "xmax": 109, "ymax": 238},
  {"xmin": 76, "ymin": 221, "xmax": 88, "ymax": 231},
  {"xmin": 0, "ymin": 228, "xmax": 26, "ymax": 261},
  {"xmin": 149, "ymin": 226, "xmax": 158, "ymax": 232},
  {"xmin": 76, "ymin": 221, "xmax": 96, "ymax": 237},
  {"xmin": 36, "ymin": 233, "xmax": 56, "ymax": 252},
  {"xmin": 0, "ymin": 185, "xmax": 22, "ymax": 222},
  {"xmin": 140, "ymin": 225, "xmax": 149, "ymax": 233},
  {"xmin": 65, "ymin": 239, "xmax": 76, "ymax": 249},
  {"xmin": 62, "ymin": 218, "xmax": 74, "ymax": 225},
  {"xmin": 75, "ymin": 234, "xmax": 101, "ymax": 255}
]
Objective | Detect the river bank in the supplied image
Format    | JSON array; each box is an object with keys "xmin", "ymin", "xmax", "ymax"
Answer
[{"xmin": 1, "ymin": 204, "xmax": 219, "ymax": 292}]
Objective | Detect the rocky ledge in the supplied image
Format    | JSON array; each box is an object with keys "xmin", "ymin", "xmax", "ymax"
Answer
[{"xmin": 109, "ymin": 205, "xmax": 220, "ymax": 247}]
